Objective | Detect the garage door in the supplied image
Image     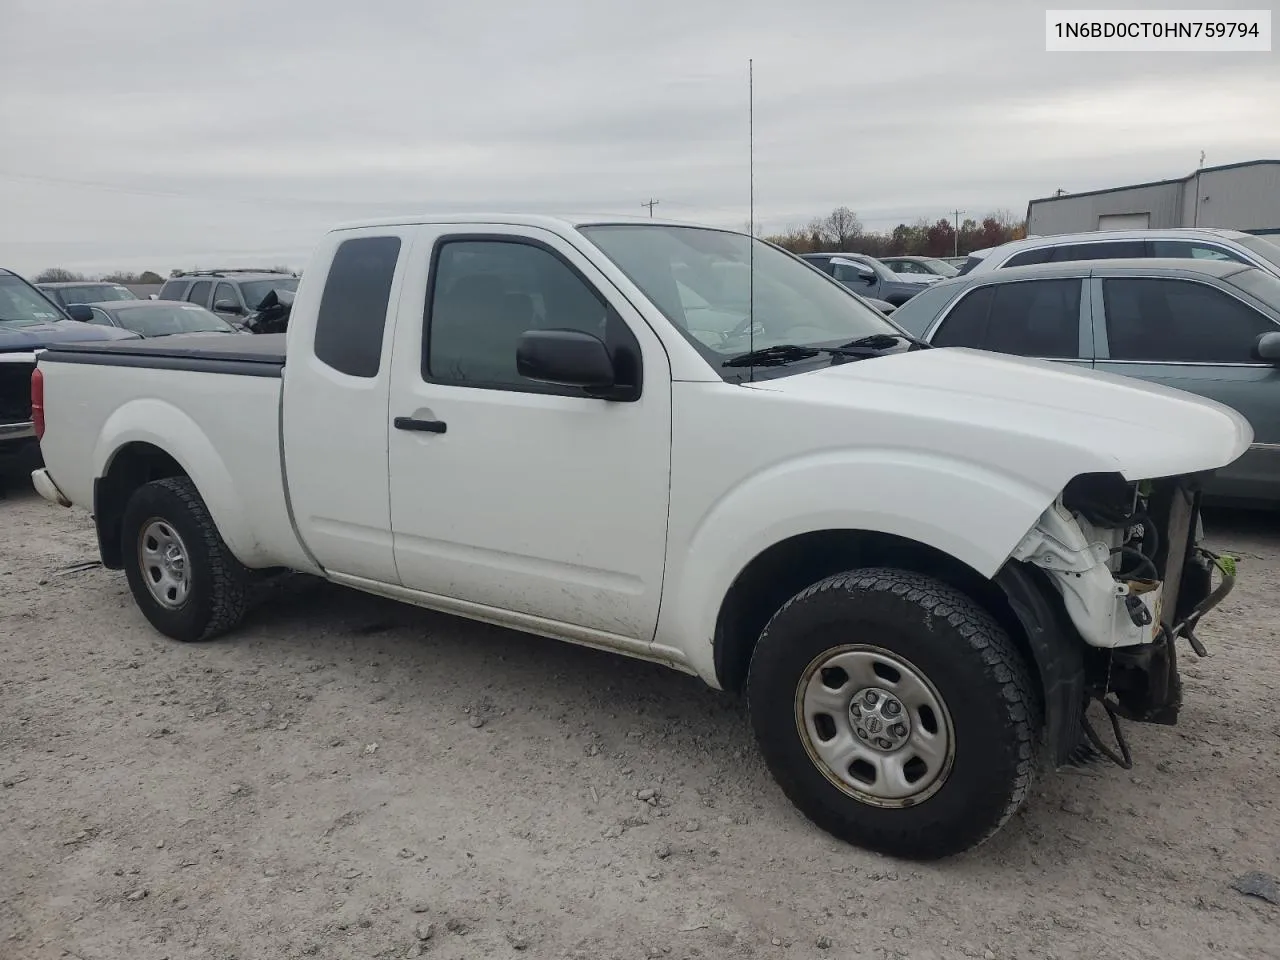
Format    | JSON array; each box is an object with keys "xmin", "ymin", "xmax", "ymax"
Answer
[{"xmin": 1097, "ymin": 213, "xmax": 1150, "ymax": 230}]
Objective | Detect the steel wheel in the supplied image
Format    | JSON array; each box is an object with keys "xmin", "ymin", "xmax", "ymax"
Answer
[
  {"xmin": 795, "ymin": 643, "xmax": 954, "ymax": 808},
  {"xmin": 138, "ymin": 518, "xmax": 192, "ymax": 610}
]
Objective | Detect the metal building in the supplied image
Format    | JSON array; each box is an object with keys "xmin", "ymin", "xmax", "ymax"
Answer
[{"xmin": 1026, "ymin": 159, "xmax": 1280, "ymax": 238}]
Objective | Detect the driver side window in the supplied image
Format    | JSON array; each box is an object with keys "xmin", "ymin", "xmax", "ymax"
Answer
[{"xmin": 423, "ymin": 238, "xmax": 641, "ymax": 394}]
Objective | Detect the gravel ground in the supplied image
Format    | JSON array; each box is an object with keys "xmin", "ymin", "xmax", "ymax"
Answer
[{"xmin": 2, "ymin": 481, "xmax": 1278, "ymax": 960}]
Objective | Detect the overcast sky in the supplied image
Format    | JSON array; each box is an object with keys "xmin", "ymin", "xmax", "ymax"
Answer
[{"xmin": 1, "ymin": 0, "xmax": 1277, "ymax": 277}]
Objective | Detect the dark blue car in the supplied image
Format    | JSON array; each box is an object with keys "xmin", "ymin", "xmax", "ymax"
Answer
[{"xmin": 1, "ymin": 268, "xmax": 138, "ymax": 476}]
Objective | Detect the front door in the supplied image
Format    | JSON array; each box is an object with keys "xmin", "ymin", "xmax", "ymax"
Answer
[
  {"xmin": 386, "ymin": 227, "xmax": 672, "ymax": 643},
  {"xmin": 1092, "ymin": 275, "xmax": 1280, "ymax": 501}
]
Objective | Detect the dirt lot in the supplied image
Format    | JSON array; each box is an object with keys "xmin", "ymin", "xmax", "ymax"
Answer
[{"xmin": 1, "ymin": 482, "xmax": 1278, "ymax": 960}]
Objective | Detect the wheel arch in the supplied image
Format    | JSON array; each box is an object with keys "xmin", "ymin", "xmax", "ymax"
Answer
[{"xmin": 712, "ymin": 529, "xmax": 1084, "ymax": 763}]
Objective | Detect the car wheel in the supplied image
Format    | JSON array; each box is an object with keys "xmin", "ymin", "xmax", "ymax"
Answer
[
  {"xmin": 120, "ymin": 477, "xmax": 249, "ymax": 642},
  {"xmin": 746, "ymin": 567, "xmax": 1041, "ymax": 860}
]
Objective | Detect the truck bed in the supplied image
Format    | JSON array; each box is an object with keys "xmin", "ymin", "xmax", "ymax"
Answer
[{"xmin": 42, "ymin": 333, "xmax": 286, "ymax": 377}]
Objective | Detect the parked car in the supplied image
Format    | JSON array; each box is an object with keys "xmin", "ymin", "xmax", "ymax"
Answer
[
  {"xmin": 800, "ymin": 252, "xmax": 933, "ymax": 305},
  {"xmin": 890, "ymin": 257, "xmax": 1280, "ymax": 505},
  {"xmin": 158, "ymin": 269, "xmax": 299, "ymax": 331},
  {"xmin": 880, "ymin": 256, "xmax": 959, "ymax": 279},
  {"xmin": 66, "ymin": 300, "xmax": 246, "ymax": 338},
  {"xmin": 32, "ymin": 214, "xmax": 1246, "ymax": 860},
  {"xmin": 37, "ymin": 281, "xmax": 139, "ymax": 308},
  {"xmin": 0, "ymin": 268, "xmax": 137, "ymax": 475},
  {"xmin": 942, "ymin": 256, "xmax": 969, "ymax": 269},
  {"xmin": 957, "ymin": 228, "xmax": 1280, "ymax": 278}
]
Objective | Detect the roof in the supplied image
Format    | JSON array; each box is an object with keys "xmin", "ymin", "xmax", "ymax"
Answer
[
  {"xmin": 966, "ymin": 226, "xmax": 1255, "ymax": 260},
  {"xmin": 930, "ymin": 257, "xmax": 1256, "ymax": 288},
  {"xmin": 327, "ymin": 212, "xmax": 712, "ymax": 232},
  {"xmin": 37, "ymin": 280, "xmax": 132, "ymax": 289},
  {"xmin": 1026, "ymin": 159, "xmax": 1280, "ymax": 209},
  {"xmin": 82, "ymin": 299, "xmax": 215, "ymax": 311}
]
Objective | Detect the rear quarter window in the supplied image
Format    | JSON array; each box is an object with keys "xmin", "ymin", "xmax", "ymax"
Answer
[
  {"xmin": 313, "ymin": 235, "xmax": 402, "ymax": 378},
  {"xmin": 888, "ymin": 283, "xmax": 961, "ymax": 337}
]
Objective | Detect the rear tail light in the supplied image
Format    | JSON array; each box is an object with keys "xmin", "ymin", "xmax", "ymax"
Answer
[{"xmin": 31, "ymin": 367, "xmax": 45, "ymax": 440}]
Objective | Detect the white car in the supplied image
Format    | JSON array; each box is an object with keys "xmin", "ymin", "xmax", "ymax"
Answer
[
  {"xmin": 31, "ymin": 213, "xmax": 1248, "ymax": 860},
  {"xmin": 959, "ymin": 227, "xmax": 1280, "ymax": 278}
]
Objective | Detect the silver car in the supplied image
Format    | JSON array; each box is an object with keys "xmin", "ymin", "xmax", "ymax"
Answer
[{"xmin": 891, "ymin": 257, "xmax": 1280, "ymax": 505}]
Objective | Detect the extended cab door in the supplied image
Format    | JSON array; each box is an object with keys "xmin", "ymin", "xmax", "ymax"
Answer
[
  {"xmin": 385, "ymin": 225, "xmax": 672, "ymax": 644},
  {"xmin": 281, "ymin": 227, "xmax": 414, "ymax": 583}
]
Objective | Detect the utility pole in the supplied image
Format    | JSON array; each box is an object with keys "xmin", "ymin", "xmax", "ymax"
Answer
[
  {"xmin": 952, "ymin": 209, "xmax": 964, "ymax": 257},
  {"xmin": 642, "ymin": 199, "xmax": 660, "ymax": 217},
  {"xmin": 1193, "ymin": 151, "xmax": 1206, "ymax": 227}
]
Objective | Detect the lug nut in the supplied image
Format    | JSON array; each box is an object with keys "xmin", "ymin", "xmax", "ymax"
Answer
[
  {"xmin": 883, "ymin": 700, "xmax": 900, "ymax": 717},
  {"xmin": 876, "ymin": 738, "xmax": 893, "ymax": 750},
  {"xmin": 855, "ymin": 727, "xmax": 867, "ymax": 740},
  {"xmin": 892, "ymin": 724, "xmax": 907, "ymax": 737},
  {"xmin": 863, "ymin": 691, "xmax": 879, "ymax": 706}
]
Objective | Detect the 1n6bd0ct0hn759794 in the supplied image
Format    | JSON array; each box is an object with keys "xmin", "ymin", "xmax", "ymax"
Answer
[{"xmin": 30, "ymin": 213, "xmax": 1250, "ymax": 859}]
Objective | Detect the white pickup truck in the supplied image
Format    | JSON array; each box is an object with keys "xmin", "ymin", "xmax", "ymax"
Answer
[{"xmin": 32, "ymin": 214, "xmax": 1249, "ymax": 859}]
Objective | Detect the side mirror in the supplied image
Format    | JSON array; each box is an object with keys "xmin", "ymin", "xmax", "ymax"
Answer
[
  {"xmin": 517, "ymin": 329, "xmax": 616, "ymax": 391},
  {"xmin": 65, "ymin": 304, "xmax": 94, "ymax": 322},
  {"xmin": 1252, "ymin": 331, "xmax": 1280, "ymax": 363},
  {"xmin": 214, "ymin": 299, "xmax": 243, "ymax": 314}
]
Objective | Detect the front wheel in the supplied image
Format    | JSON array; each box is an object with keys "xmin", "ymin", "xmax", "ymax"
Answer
[
  {"xmin": 120, "ymin": 477, "xmax": 249, "ymax": 642},
  {"xmin": 746, "ymin": 568, "xmax": 1041, "ymax": 860}
]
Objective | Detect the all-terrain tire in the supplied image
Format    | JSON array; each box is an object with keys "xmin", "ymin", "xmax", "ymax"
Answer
[
  {"xmin": 120, "ymin": 477, "xmax": 249, "ymax": 642},
  {"xmin": 746, "ymin": 567, "xmax": 1041, "ymax": 860}
]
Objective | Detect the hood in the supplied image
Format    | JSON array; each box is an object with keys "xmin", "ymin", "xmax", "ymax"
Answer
[
  {"xmin": 749, "ymin": 346, "xmax": 1252, "ymax": 487},
  {"xmin": 892, "ymin": 273, "xmax": 941, "ymax": 285},
  {"xmin": 0, "ymin": 321, "xmax": 139, "ymax": 352}
]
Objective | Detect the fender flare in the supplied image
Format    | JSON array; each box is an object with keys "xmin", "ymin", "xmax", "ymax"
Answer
[{"xmin": 93, "ymin": 399, "xmax": 261, "ymax": 565}]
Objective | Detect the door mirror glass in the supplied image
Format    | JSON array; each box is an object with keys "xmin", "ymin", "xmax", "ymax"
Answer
[
  {"xmin": 517, "ymin": 329, "xmax": 616, "ymax": 390},
  {"xmin": 1252, "ymin": 331, "xmax": 1280, "ymax": 363},
  {"xmin": 65, "ymin": 303, "xmax": 94, "ymax": 322}
]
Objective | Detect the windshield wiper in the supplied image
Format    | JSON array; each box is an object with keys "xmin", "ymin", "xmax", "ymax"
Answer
[
  {"xmin": 838, "ymin": 332, "xmax": 932, "ymax": 352},
  {"xmin": 722, "ymin": 344, "xmax": 823, "ymax": 367}
]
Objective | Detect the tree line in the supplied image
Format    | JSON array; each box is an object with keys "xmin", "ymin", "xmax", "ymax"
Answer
[{"xmin": 763, "ymin": 206, "xmax": 1027, "ymax": 258}]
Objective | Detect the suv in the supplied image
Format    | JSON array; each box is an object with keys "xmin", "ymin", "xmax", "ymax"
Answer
[
  {"xmin": 800, "ymin": 253, "xmax": 933, "ymax": 305},
  {"xmin": 958, "ymin": 228, "xmax": 1280, "ymax": 277},
  {"xmin": 37, "ymin": 281, "xmax": 139, "ymax": 308},
  {"xmin": 157, "ymin": 269, "xmax": 299, "ymax": 331}
]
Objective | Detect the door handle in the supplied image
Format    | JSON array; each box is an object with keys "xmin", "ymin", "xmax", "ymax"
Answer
[{"xmin": 394, "ymin": 416, "xmax": 447, "ymax": 434}]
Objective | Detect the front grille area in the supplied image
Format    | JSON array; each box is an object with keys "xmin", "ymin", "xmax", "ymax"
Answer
[{"xmin": 0, "ymin": 359, "xmax": 35, "ymax": 425}]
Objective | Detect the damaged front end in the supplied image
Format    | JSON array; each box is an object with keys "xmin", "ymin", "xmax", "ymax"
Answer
[{"xmin": 1007, "ymin": 471, "xmax": 1234, "ymax": 767}]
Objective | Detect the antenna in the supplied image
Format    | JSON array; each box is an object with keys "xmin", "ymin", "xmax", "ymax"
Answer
[{"xmin": 748, "ymin": 58, "xmax": 755, "ymax": 382}]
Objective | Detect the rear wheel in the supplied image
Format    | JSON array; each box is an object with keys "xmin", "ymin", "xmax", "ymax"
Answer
[
  {"xmin": 121, "ymin": 477, "xmax": 248, "ymax": 642},
  {"xmin": 746, "ymin": 567, "xmax": 1040, "ymax": 860}
]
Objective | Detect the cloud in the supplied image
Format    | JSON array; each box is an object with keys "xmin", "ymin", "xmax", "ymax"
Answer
[{"xmin": 1, "ymin": 0, "xmax": 1277, "ymax": 274}]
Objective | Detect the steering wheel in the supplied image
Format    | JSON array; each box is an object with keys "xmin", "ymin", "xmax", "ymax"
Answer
[{"xmin": 721, "ymin": 314, "xmax": 768, "ymax": 344}]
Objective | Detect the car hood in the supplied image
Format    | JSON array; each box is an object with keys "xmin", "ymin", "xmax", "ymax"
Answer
[
  {"xmin": 0, "ymin": 321, "xmax": 139, "ymax": 351},
  {"xmin": 748, "ymin": 346, "xmax": 1252, "ymax": 487}
]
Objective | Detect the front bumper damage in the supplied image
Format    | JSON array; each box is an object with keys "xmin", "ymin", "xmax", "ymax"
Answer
[{"xmin": 1009, "ymin": 472, "xmax": 1233, "ymax": 767}]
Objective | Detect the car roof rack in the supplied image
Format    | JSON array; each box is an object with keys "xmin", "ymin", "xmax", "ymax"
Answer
[{"xmin": 174, "ymin": 268, "xmax": 295, "ymax": 277}]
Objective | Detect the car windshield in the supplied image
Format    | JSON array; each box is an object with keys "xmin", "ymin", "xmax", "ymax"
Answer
[
  {"xmin": 0, "ymin": 275, "xmax": 66, "ymax": 325},
  {"xmin": 59, "ymin": 284, "xmax": 137, "ymax": 304},
  {"xmin": 1238, "ymin": 236, "xmax": 1280, "ymax": 270},
  {"xmin": 922, "ymin": 258, "xmax": 959, "ymax": 277},
  {"xmin": 580, "ymin": 225, "xmax": 898, "ymax": 371},
  {"xmin": 111, "ymin": 303, "xmax": 235, "ymax": 337},
  {"xmin": 239, "ymin": 277, "xmax": 298, "ymax": 310}
]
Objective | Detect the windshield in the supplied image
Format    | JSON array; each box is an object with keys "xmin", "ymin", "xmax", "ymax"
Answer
[
  {"xmin": 579, "ymin": 225, "xmax": 898, "ymax": 371},
  {"xmin": 922, "ymin": 258, "xmax": 959, "ymax": 277},
  {"xmin": 0, "ymin": 275, "xmax": 66, "ymax": 325},
  {"xmin": 112, "ymin": 304, "xmax": 235, "ymax": 337},
  {"xmin": 59, "ymin": 284, "xmax": 137, "ymax": 304},
  {"xmin": 239, "ymin": 278, "xmax": 298, "ymax": 310},
  {"xmin": 1238, "ymin": 236, "xmax": 1280, "ymax": 270}
]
